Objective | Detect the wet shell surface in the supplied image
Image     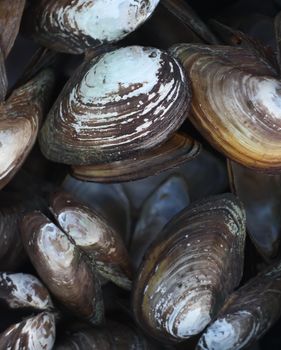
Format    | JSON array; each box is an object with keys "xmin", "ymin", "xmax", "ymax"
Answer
[
  {"xmin": 20, "ymin": 212, "xmax": 103, "ymax": 324},
  {"xmin": 0, "ymin": 312, "xmax": 55, "ymax": 350},
  {"xmin": 228, "ymin": 160, "xmax": 281, "ymax": 260},
  {"xmin": 171, "ymin": 43, "xmax": 281, "ymax": 171},
  {"xmin": 0, "ymin": 69, "xmax": 55, "ymax": 190},
  {"xmin": 133, "ymin": 194, "xmax": 246, "ymax": 342},
  {"xmin": 130, "ymin": 175, "xmax": 190, "ymax": 269},
  {"xmin": 197, "ymin": 261, "xmax": 281, "ymax": 350},
  {"xmin": 39, "ymin": 46, "xmax": 191, "ymax": 165},
  {"xmin": 50, "ymin": 191, "xmax": 132, "ymax": 290},
  {"xmin": 0, "ymin": 272, "xmax": 53, "ymax": 310},
  {"xmin": 29, "ymin": 0, "xmax": 160, "ymax": 54},
  {"xmin": 71, "ymin": 132, "xmax": 201, "ymax": 183}
]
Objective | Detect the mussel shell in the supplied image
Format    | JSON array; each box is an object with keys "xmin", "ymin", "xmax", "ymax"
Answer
[
  {"xmin": 28, "ymin": 0, "xmax": 160, "ymax": 54},
  {"xmin": 0, "ymin": 272, "xmax": 53, "ymax": 310},
  {"xmin": 130, "ymin": 175, "xmax": 190, "ymax": 269},
  {"xmin": 197, "ymin": 261, "xmax": 281, "ymax": 350},
  {"xmin": 50, "ymin": 191, "xmax": 132, "ymax": 290},
  {"xmin": 171, "ymin": 44, "xmax": 281, "ymax": 171},
  {"xmin": 39, "ymin": 46, "xmax": 191, "ymax": 165},
  {"xmin": 0, "ymin": 0, "xmax": 26, "ymax": 57},
  {"xmin": 0, "ymin": 47, "xmax": 7, "ymax": 102},
  {"xmin": 0, "ymin": 312, "xmax": 55, "ymax": 350},
  {"xmin": 21, "ymin": 212, "xmax": 103, "ymax": 323},
  {"xmin": 71, "ymin": 133, "xmax": 200, "ymax": 183},
  {"xmin": 133, "ymin": 194, "xmax": 246, "ymax": 342},
  {"xmin": 54, "ymin": 321, "xmax": 157, "ymax": 349},
  {"xmin": 161, "ymin": 0, "xmax": 219, "ymax": 44},
  {"xmin": 62, "ymin": 175, "xmax": 131, "ymax": 245},
  {"xmin": 0, "ymin": 69, "xmax": 55, "ymax": 190}
]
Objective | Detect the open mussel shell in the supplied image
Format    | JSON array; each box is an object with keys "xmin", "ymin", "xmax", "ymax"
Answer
[
  {"xmin": 0, "ymin": 68, "xmax": 55, "ymax": 189},
  {"xmin": 197, "ymin": 261, "xmax": 281, "ymax": 350},
  {"xmin": 171, "ymin": 43, "xmax": 281, "ymax": 171},
  {"xmin": 27, "ymin": 0, "xmax": 160, "ymax": 54},
  {"xmin": 133, "ymin": 194, "xmax": 246, "ymax": 342},
  {"xmin": 228, "ymin": 160, "xmax": 281, "ymax": 260},
  {"xmin": 72, "ymin": 132, "xmax": 200, "ymax": 183},
  {"xmin": 130, "ymin": 175, "xmax": 190, "ymax": 269},
  {"xmin": 20, "ymin": 211, "xmax": 104, "ymax": 324},
  {"xmin": 62, "ymin": 175, "xmax": 131, "ymax": 245},
  {"xmin": 50, "ymin": 191, "xmax": 132, "ymax": 290},
  {"xmin": 0, "ymin": 312, "xmax": 55, "ymax": 350},
  {"xmin": 0, "ymin": 272, "xmax": 53, "ymax": 310},
  {"xmin": 39, "ymin": 46, "xmax": 191, "ymax": 165}
]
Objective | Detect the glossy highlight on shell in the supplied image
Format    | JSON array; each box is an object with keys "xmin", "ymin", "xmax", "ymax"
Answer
[
  {"xmin": 72, "ymin": 132, "xmax": 200, "ymax": 182},
  {"xmin": 29, "ymin": 0, "xmax": 160, "ymax": 54},
  {"xmin": 50, "ymin": 191, "xmax": 132, "ymax": 290},
  {"xmin": 171, "ymin": 43, "xmax": 281, "ymax": 171},
  {"xmin": 39, "ymin": 46, "xmax": 191, "ymax": 165},
  {"xmin": 20, "ymin": 211, "xmax": 103, "ymax": 324},
  {"xmin": 197, "ymin": 261, "xmax": 281, "ymax": 350},
  {"xmin": 0, "ymin": 272, "xmax": 53, "ymax": 310},
  {"xmin": 133, "ymin": 194, "xmax": 246, "ymax": 342}
]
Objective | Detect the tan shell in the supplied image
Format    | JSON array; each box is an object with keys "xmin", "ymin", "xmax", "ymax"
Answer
[{"xmin": 171, "ymin": 44, "xmax": 281, "ymax": 171}]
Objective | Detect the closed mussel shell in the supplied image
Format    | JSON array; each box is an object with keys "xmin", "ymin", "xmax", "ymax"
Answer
[
  {"xmin": 0, "ymin": 69, "xmax": 55, "ymax": 190},
  {"xmin": 28, "ymin": 0, "xmax": 160, "ymax": 54},
  {"xmin": 0, "ymin": 272, "xmax": 53, "ymax": 310},
  {"xmin": 20, "ymin": 212, "xmax": 103, "ymax": 324},
  {"xmin": 197, "ymin": 261, "xmax": 281, "ymax": 350},
  {"xmin": 39, "ymin": 46, "xmax": 191, "ymax": 165},
  {"xmin": 0, "ymin": 312, "xmax": 55, "ymax": 350},
  {"xmin": 133, "ymin": 194, "xmax": 246, "ymax": 342},
  {"xmin": 130, "ymin": 175, "xmax": 190, "ymax": 270},
  {"xmin": 171, "ymin": 43, "xmax": 281, "ymax": 171},
  {"xmin": 50, "ymin": 191, "xmax": 132, "ymax": 290}
]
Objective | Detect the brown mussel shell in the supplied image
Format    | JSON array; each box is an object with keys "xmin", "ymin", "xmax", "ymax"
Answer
[
  {"xmin": 50, "ymin": 191, "xmax": 132, "ymax": 290},
  {"xmin": 171, "ymin": 43, "xmax": 281, "ymax": 172},
  {"xmin": 197, "ymin": 261, "xmax": 281, "ymax": 350},
  {"xmin": 71, "ymin": 133, "xmax": 200, "ymax": 183},
  {"xmin": 0, "ymin": 312, "xmax": 55, "ymax": 350},
  {"xmin": 0, "ymin": 69, "xmax": 55, "ymax": 190},
  {"xmin": 0, "ymin": 272, "xmax": 53, "ymax": 310},
  {"xmin": 228, "ymin": 160, "xmax": 281, "ymax": 260},
  {"xmin": 133, "ymin": 194, "xmax": 246, "ymax": 342},
  {"xmin": 39, "ymin": 46, "xmax": 191, "ymax": 165},
  {"xmin": 21, "ymin": 211, "xmax": 103, "ymax": 324},
  {"xmin": 27, "ymin": 0, "xmax": 160, "ymax": 54}
]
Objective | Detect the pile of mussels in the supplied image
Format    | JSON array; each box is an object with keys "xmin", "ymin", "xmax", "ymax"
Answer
[{"xmin": 1, "ymin": 0, "xmax": 281, "ymax": 349}]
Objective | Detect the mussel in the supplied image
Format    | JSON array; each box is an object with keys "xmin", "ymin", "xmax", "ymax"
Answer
[
  {"xmin": 27, "ymin": 0, "xmax": 160, "ymax": 54},
  {"xmin": 171, "ymin": 43, "xmax": 281, "ymax": 171},
  {"xmin": 133, "ymin": 194, "xmax": 246, "ymax": 342}
]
